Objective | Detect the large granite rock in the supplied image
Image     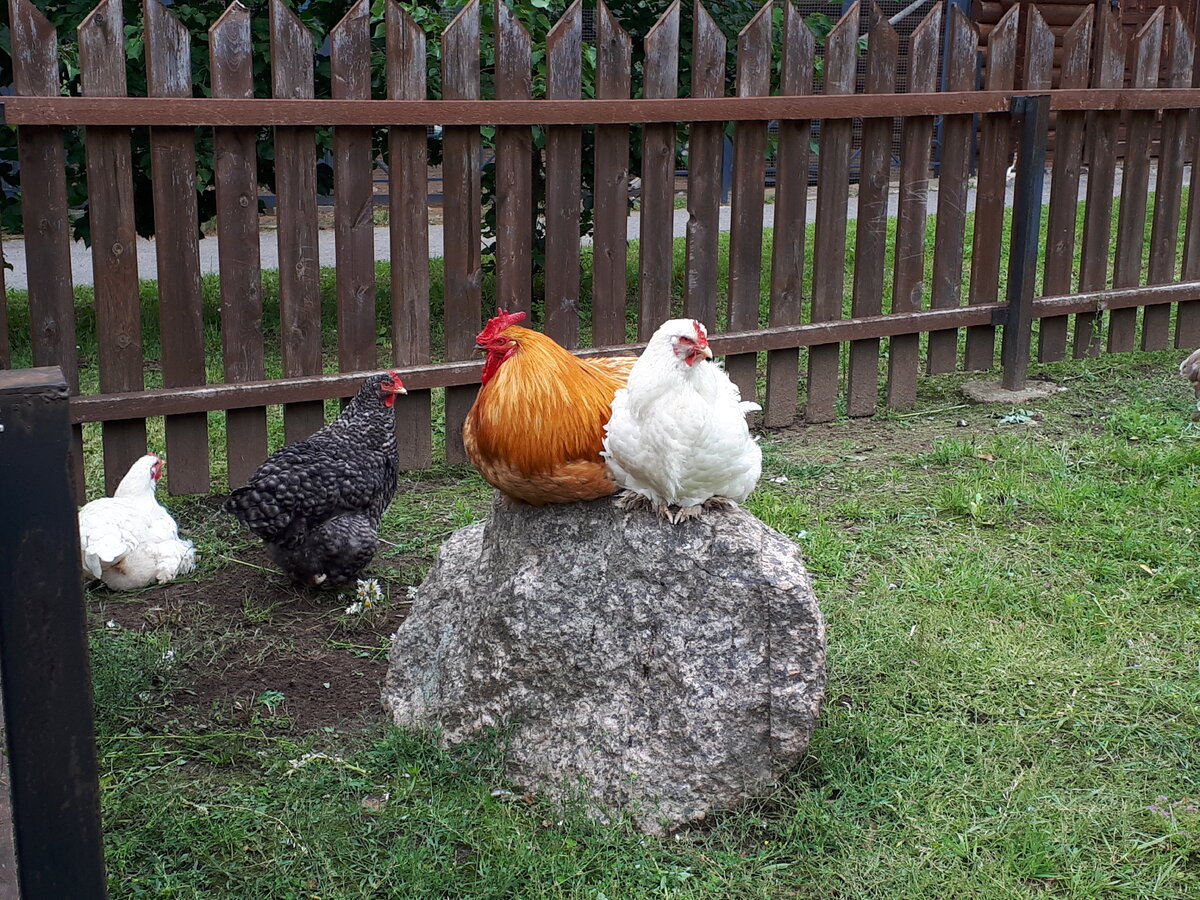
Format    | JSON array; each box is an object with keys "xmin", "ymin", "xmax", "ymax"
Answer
[{"xmin": 382, "ymin": 497, "xmax": 825, "ymax": 832}]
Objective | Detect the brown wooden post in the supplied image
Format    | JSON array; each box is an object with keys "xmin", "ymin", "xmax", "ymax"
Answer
[
  {"xmin": 441, "ymin": 0, "xmax": 482, "ymax": 464},
  {"xmin": 494, "ymin": 0, "xmax": 533, "ymax": 319},
  {"xmin": 683, "ymin": 1, "xmax": 726, "ymax": 330},
  {"xmin": 1001, "ymin": 94, "xmax": 1049, "ymax": 391},
  {"xmin": 544, "ymin": 0, "xmax": 584, "ymax": 349},
  {"xmin": 725, "ymin": 1, "xmax": 772, "ymax": 407},
  {"xmin": 591, "ymin": 1, "xmax": 632, "ymax": 347},
  {"xmin": 387, "ymin": 0, "xmax": 434, "ymax": 469},
  {"xmin": 211, "ymin": 1, "xmax": 268, "ymax": 488},
  {"xmin": 764, "ymin": 1, "xmax": 814, "ymax": 428},
  {"xmin": 637, "ymin": 0, "xmax": 680, "ymax": 343},
  {"xmin": 271, "ymin": 0, "xmax": 326, "ymax": 444},
  {"xmin": 9, "ymin": 0, "xmax": 84, "ymax": 500},
  {"xmin": 79, "ymin": 0, "xmax": 148, "ymax": 494},
  {"xmin": 847, "ymin": 5, "xmax": 898, "ymax": 417},
  {"xmin": 0, "ymin": 367, "xmax": 108, "ymax": 900},
  {"xmin": 332, "ymin": 0, "xmax": 377, "ymax": 377}
]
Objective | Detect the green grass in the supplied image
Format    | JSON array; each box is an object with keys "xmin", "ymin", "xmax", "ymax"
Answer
[{"xmin": 89, "ymin": 350, "xmax": 1200, "ymax": 898}]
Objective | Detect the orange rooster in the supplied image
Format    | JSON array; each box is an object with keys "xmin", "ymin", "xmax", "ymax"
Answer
[{"xmin": 464, "ymin": 309, "xmax": 636, "ymax": 505}]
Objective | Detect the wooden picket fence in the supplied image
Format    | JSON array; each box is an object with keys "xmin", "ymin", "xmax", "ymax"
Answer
[{"xmin": 4, "ymin": 0, "xmax": 1200, "ymax": 498}]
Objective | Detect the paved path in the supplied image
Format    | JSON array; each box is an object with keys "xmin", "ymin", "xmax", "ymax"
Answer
[{"xmin": 0, "ymin": 165, "xmax": 1168, "ymax": 291}]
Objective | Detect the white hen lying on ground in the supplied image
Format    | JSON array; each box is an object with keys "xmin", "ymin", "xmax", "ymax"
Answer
[
  {"xmin": 78, "ymin": 454, "xmax": 196, "ymax": 590},
  {"xmin": 602, "ymin": 318, "xmax": 762, "ymax": 523}
]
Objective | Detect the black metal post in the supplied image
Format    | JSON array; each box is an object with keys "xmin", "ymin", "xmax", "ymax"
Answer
[
  {"xmin": 1001, "ymin": 94, "xmax": 1050, "ymax": 391},
  {"xmin": 0, "ymin": 367, "xmax": 108, "ymax": 899}
]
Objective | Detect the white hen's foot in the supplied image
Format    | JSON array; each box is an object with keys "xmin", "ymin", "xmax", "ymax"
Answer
[
  {"xmin": 702, "ymin": 496, "xmax": 738, "ymax": 513},
  {"xmin": 670, "ymin": 505, "xmax": 703, "ymax": 524},
  {"xmin": 614, "ymin": 490, "xmax": 653, "ymax": 512}
]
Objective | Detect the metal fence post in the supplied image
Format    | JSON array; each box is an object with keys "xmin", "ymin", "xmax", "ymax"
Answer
[
  {"xmin": 1001, "ymin": 94, "xmax": 1050, "ymax": 391},
  {"xmin": 0, "ymin": 367, "xmax": 109, "ymax": 899}
]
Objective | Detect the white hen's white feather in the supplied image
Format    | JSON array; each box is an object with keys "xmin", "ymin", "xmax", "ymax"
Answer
[
  {"xmin": 602, "ymin": 319, "xmax": 762, "ymax": 511},
  {"xmin": 77, "ymin": 455, "xmax": 196, "ymax": 590}
]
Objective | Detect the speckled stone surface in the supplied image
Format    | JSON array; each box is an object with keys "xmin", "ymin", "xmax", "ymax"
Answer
[{"xmin": 383, "ymin": 496, "xmax": 826, "ymax": 832}]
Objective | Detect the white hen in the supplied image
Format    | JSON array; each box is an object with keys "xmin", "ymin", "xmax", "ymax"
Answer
[
  {"xmin": 78, "ymin": 454, "xmax": 196, "ymax": 590},
  {"xmin": 602, "ymin": 318, "xmax": 762, "ymax": 523}
]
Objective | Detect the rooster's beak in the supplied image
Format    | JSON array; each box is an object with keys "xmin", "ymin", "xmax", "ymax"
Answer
[
  {"xmin": 701, "ymin": 345, "xmax": 713, "ymax": 359},
  {"xmin": 474, "ymin": 344, "xmax": 486, "ymax": 353}
]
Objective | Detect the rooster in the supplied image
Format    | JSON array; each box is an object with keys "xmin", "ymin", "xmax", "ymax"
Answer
[
  {"xmin": 463, "ymin": 309, "xmax": 636, "ymax": 505},
  {"xmin": 602, "ymin": 318, "xmax": 762, "ymax": 523},
  {"xmin": 78, "ymin": 454, "xmax": 197, "ymax": 590},
  {"xmin": 225, "ymin": 372, "xmax": 406, "ymax": 586}
]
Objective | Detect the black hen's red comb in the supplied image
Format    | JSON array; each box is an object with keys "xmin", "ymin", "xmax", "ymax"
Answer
[{"xmin": 476, "ymin": 308, "xmax": 528, "ymax": 343}]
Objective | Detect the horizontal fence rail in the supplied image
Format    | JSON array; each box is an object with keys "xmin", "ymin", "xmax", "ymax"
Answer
[
  {"xmin": 6, "ymin": 88, "xmax": 1200, "ymax": 126},
  {"xmin": 4, "ymin": 0, "xmax": 1200, "ymax": 499}
]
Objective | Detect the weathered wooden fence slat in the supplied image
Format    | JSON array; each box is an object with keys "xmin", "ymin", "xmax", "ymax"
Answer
[
  {"xmin": 682, "ymin": 1, "xmax": 726, "ymax": 330},
  {"xmin": 763, "ymin": 1, "xmax": 813, "ymax": 428},
  {"xmin": 387, "ymin": 0, "xmax": 433, "ymax": 470},
  {"xmin": 886, "ymin": 3, "xmax": 941, "ymax": 410},
  {"xmin": 270, "ymin": 0, "xmax": 325, "ymax": 445},
  {"xmin": 807, "ymin": 1, "xmax": 858, "ymax": 423},
  {"xmin": 332, "ymin": 0, "xmax": 377, "ymax": 377},
  {"xmin": 211, "ymin": 0, "xmax": 268, "ymax": 489},
  {"xmin": 636, "ymin": 0, "xmax": 680, "ymax": 343},
  {"xmin": 1076, "ymin": 4, "xmax": 1127, "ymax": 358},
  {"xmin": 441, "ymin": 0, "xmax": 483, "ymax": 464},
  {"xmin": 1038, "ymin": 5, "xmax": 1092, "ymax": 362},
  {"xmin": 591, "ymin": 0, "xmax": 631, "ymax": 347},
  {"xmin": 927, "ymin": 5, "xmax": 977, "ymax": 375},
  {"xmin": 145, "ymin": 0, "xmax": 209, "ymax": 495},
  {"xmin": 964, "ymin": 4, "xmax": 1020, "ymax": 373},
  {"xmin": 493, "ymin": 0, "xmax": 533, "ymax": 319},
  {"xmin": 847, "ymin": 5, "xmax": 898, "ymax": 418},
  {"xmin": 1146, "ymin": 8, "xmax": 1193, "ymax": 351},
  {"xmin": 544, "ymin": 0, "xmax": 584, "ymax": 349},
  {"xmin": 0, "ymin": 242, "xmax": 8, "ymax": 369},
  {"xmin": 10, "ymin": 0, "xmax": 85, "ymax": 498},
  {"xmin": 725, "ymin": 0, "xmax": 772, "ymax": 405},
  {"xmin": 1180, "ymin": 12, "xmax": 1200, "ymax": 348},
  {"xmin": 80, "ymin": 0, "xmax": 148, "ymax": 494},
  {"xmin": 1109, "ymin": 6, "xmax": 1164, "ymax": 353}
]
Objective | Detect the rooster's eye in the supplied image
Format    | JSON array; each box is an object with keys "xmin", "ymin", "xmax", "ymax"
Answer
[{"xmin": 678, "ymin": 336, "xmax": 693, "ymax": 345}]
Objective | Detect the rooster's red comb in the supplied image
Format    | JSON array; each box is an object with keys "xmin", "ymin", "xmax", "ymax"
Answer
[{"xmin": 476, "ymin": 308, "xmax": 528, "ymax": 343}]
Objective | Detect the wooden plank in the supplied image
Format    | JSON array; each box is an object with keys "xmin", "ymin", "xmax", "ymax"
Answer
[
  {"xmin": 211, "ymin": 1, "xmax": 267, "ymax": 489},
  {"xmin": 977, "ymin": 1, "xmax": 1096, "ymax": 27},
  {"xmin": 0, "ymin": 242, "xmax": 7, "ymax": 368},
  {"xmin": 544, "ymin": 0, "xmax": 583, "ymax": 349},
  {"xmin": 387, "ymin": 0, "xmax": 432, "ymax": 469},
  {"xmin": 11, "ymin": 89, "xmax": 1200, "ymax": 127},
  {"xmin": 846, "ymin": 6, "xmax": 897, "ymax": 417},
  {"xmin": 591, "ymin": 0, "xmax": 631, "ymax": 347},
  {"xmin": 725, "ymin": 0, "xmax": 771, "ymax": 404},
  {"xmin": 926, "ymin": 5, "xmax": 976, "ymax": 375},
  {"xmin": 331, "ymin": 0, "xmax": 376, "ymax": 376},
  {"xmin": 764, "ymin": 1, "xmax": 814, "ymax": 428},
  {"xmin": 682, "ymin": 1, "xmax": 726, "ymax": 329},
  {"xmin": 1146, "ymin": 9, "xmax": 1192, "ymax": 351},
  {"xmin": 146, "ymin": 0, "xmax": 209, "ymax": 495},
  {"xmin": 494, "ymin": 1, "xmax": 533, "ymax": 318},
  {"xmin": 270, "ymin": 0, "xmax": 325, "ymax": 442},
  {"xmin": 806, "ymin": 3, "xmax": 858, "ymax": 422},
  {"xmin": 1179, "ymin": 11, "xmax": 1200, "ymax": 349},
  {"xmin": 441, "ymin": 0, "xmax": 482, "ymax": 464},
  {"xmin": 887, "ymin": 4, "xmax": 940, "ymax": 409},
  {"xmin": 1108, "ymin": 6, "xmax": 1163, "ymax": 354},
  {"xmin": 636, "ymin": 0, "xmax": 680, "ymax": 342},
  {"xmin": 1075, "ymin": 5, "xmax": 1125, "ymax": 358},
  {"xmin": 1038, "ymin": 6, "xmax": 1092, "ymax": 362},
  {"xmin": 79, "ymin": 0, "xmax": 147, "ymax": 494},
  {"xmin": 964, "ymin": 5, "xmax": 1021, "ymax": 373},
  {"xmin": 9, "ymin": 0, "xmax": 83, "ymax": 499},
  {"xmin": 0, "ymin": 369, "xmax": 108, "ymax": 900}
]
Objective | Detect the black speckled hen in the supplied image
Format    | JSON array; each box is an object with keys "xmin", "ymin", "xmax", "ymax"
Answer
[{"xmin": 225, "ymin": 372, "xmax": 406, "ymax": 586}]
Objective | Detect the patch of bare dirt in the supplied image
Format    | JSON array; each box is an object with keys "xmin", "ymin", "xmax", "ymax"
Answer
[{"xmin": 90, "ymin": 549, "xmax": 413, "ymax": 733}]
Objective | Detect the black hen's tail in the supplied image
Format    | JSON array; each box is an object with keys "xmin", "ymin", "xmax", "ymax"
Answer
[{"xmin": 224, "ymin": 486, "xmax": 294, "ymax": 541}]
